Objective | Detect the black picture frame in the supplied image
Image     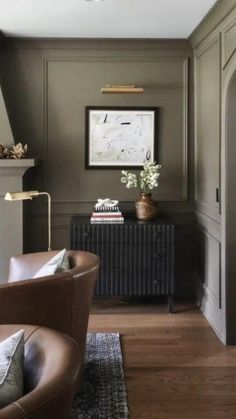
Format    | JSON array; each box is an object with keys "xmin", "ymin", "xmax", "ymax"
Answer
[{"xmin": 85, "ymin": 106, "xmax": 158, "ymax": 169}]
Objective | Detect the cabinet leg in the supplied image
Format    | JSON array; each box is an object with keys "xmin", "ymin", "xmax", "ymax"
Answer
[{"xmin": 168, "ymin": 295, "xmax": 174, "ymax": 314}]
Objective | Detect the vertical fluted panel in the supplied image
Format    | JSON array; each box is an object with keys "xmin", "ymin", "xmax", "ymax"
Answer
[{"xmin": 71, "ymin": 219, "xmax": 175, "ymax": 297}]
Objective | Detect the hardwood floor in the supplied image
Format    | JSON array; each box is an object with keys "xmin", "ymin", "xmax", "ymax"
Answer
[{"xmin": 88, "ymin": 298, "xmax": 236, "ymax": 419}]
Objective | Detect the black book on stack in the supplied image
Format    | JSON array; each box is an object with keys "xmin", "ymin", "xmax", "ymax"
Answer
[{"xmin": 90, "ymin": 204, "xmax": 124, "ymax": 224}]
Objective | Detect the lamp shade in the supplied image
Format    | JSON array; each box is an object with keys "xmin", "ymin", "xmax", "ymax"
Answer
[{"xmin": 4, "ymin": 191, "xmax": 40, "ymax": 201}]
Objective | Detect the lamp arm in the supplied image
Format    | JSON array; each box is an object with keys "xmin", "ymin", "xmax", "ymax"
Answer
[{"xmin": 37, "ymin": 192, "xmax": 51, "ymax": 251}]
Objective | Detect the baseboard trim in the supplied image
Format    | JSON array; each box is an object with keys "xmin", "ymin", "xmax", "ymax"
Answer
[{"xmin": 196, "ymin": 283, "xmax": 224, "ymax": 343}]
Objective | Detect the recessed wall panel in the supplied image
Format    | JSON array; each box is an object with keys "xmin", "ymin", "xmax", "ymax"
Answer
[
  {"xmin": 45, "ymin": 58, "xmax": 188, "ymax": 203},
  {"xmin": 196, "ymin": 38, "xmax": 220, "ymax": 220}
]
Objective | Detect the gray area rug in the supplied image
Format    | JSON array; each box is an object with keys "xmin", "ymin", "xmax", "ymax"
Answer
[{"xmin": 71, "ymin": 333, "xmax": 130, "ymax": 419}]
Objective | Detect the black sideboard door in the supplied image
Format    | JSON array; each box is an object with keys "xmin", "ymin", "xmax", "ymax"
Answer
[{"xmin": 70, "ymin": 217, "xmax": 175, "ymax": 312}]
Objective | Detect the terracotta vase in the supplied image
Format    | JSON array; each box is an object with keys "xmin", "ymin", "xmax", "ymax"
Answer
[{"xmin": 135, "ymin": 193, "xmax": 157, "ymax": 220}]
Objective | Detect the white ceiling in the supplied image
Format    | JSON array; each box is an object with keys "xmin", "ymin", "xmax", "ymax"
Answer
[{"xmin": 0, "ymin": 0, "xmax": 217, "ymax": 39}]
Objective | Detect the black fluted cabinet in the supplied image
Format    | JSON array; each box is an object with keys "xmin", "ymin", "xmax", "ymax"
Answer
[{"xmin": 70, "ymin": 216, "xmax": 175, "ymax": 312}]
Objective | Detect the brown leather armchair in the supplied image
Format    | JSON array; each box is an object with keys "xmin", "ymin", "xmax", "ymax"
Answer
[
  {"xmin": 0, "ymin": 324, "xmax": 80, "ymax": 419},
  {"xmin": 0, "ymin": 250, "xmax": 99, "ymax": 389}
]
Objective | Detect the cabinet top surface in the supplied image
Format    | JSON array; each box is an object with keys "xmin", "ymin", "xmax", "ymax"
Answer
[{"xmin": 71, "ymin": 215, "xmax": 175, "ymax": 226}]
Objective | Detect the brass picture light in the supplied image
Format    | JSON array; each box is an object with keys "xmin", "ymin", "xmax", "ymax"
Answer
[{"xmin": 100, "ymin": 84, "xmax": 144, "ymax": 93}]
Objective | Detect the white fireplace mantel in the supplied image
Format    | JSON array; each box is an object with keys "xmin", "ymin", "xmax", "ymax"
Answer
[{"xmin": 0, "ymin": 159, "xmax": 37, "ymax": 283}]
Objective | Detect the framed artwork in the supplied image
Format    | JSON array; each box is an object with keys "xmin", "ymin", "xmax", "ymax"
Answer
[{"xmin": 85, "ymin": 106, "xmax": 158, "ymax": 169}]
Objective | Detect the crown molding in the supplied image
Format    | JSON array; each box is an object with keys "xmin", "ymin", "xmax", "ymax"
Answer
[
  {"xmin": 189, "ymin": 0, "xmax": 236, "ymax": 48},
  {"xmin": 3, "ymin": 37, "xmax": 192, "ymax": 52}
]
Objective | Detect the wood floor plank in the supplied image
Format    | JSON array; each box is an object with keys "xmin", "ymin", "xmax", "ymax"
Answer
[{"xmin": 88, "ymin": 300, "xmax": 236, "ymax": 419}]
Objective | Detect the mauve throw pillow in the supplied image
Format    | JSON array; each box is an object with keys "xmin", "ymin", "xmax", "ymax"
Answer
[{"xmin": 0, "ymin": 330, "xmax": 24, "ymax": 408}]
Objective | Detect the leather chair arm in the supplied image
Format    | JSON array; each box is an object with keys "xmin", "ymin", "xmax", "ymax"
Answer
[
  {"xmin": 0, "ymin": 404, "xmax": 24, "ymax": 419},
  {"xmin": 0, "ymin": 325, "xmax": 80, "ymax": 419},
  {"xmin": 0, "ymin": 273, "xmax": 73, "ymax": 334}
]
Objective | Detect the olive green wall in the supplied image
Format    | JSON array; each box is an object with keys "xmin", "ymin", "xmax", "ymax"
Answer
[
  {"xmin": 190, "ymin": 0, "xmax": 236, "ymax": 342},
  {"xmin": 1, "ymin": 39, "xmax": 193, "ymax": 231},
  {"xmin": 0, "ymin": 38, "xmax": 196, "ymax": 295}
]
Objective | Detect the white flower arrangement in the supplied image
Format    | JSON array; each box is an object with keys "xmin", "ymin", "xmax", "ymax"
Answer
[{"xmin": 121, "ymin": 161, "xmax": 161, "ymax": 194}]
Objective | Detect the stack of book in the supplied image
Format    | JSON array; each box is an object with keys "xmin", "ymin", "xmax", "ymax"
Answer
[{"xmin": 90, "ymin": 205, "xmax": 124, "ymax": 224}]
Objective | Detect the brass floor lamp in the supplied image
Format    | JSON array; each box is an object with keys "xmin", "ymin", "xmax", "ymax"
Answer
[{"xmin": 4, "ymin": 190, "xmax": 51, "ymax": 251}]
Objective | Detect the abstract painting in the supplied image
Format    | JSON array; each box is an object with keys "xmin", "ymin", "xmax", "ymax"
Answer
[{"xmin": 85, "ymin": 107, "xmax": 158, "ymax": 169}]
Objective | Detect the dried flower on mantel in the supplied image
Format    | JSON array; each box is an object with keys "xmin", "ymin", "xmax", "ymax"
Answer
[
  {"xmin": 0, "ymin": 142, "xmax": 28, "ymax": 159},
  {"xmin": 10, "ymin": 143, "xmax": 28, "ymax": 159},
  {"xmin": 0, "ymin": 144, "xmax": 10, "ymax": 159}
]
